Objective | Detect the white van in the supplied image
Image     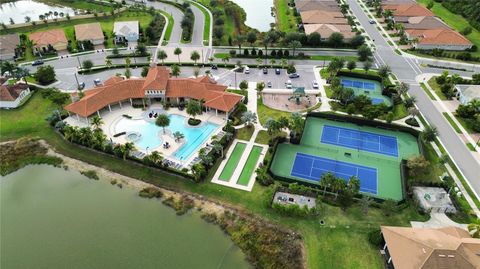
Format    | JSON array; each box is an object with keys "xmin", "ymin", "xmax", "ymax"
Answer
[
  {"xmin": 285, "ymin": 80, "xmax": 292, "ymax": 89},
  {"xmin": 244, "ymin": 66, "xmax": 250, "ymax": 74}
]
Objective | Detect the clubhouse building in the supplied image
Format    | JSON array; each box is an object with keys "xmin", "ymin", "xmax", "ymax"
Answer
[{"xmin": 64, "ymin": 67, "xmax": 243, "ymax": 123}]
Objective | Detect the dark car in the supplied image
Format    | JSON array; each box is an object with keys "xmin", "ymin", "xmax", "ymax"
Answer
[
  {"xmin": 275, "ymin": 68, "xmax": 281, "ymax": 75},
  {"xmin": 211, "ymin": 64, "xmax": 218, "ymax": 70},
  {"xmin": 78, "ymin": 82, "xmax": 86, "ymax": 90},
  {"xmin": 263, "ymin": 68, "xmax": 268, "ymax": 74},
  {"xmin": 267, "ymin": 81, "xmax": 272, "ymax": 88},
  {"xmin": 32, "ymin": 60, "xmax": 44, "ymax": 66},
  {"xmin": 288, "ymin": 73, "xmax": 300, "ymax": 78}
]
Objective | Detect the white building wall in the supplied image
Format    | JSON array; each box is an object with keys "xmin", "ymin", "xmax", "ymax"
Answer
[
  {"xmin": 0, "ymin": 88, "xmax": 31, "ymax": 108},
  {"xmin": 415, "ymin": 44, "xmax": 472, "ymax": 51}
]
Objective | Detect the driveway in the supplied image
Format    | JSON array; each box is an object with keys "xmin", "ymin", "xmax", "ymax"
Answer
[{"xmin": 347, "ymin": 0, "xmax": 480, "ymax": 198}]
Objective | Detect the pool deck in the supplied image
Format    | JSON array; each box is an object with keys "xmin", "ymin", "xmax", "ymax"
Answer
[{"xmin": 64, "ymin": 104, "xmax": 227, "ymax": 168}]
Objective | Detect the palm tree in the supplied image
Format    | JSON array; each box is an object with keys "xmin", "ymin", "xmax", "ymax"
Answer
[
  {"xmin": 289, "ymin": 112, "xmax": 304, "ymax": 139},
  {"xmin": 468, "ymin": 222, "xmax": 480, "ymax": 238},
  {"xmin": 174, "ymin": 47, "xmax": 182, "ymax": 63},
  {"xmin": 193, "ymin": 68, "xmax": 200, "ymax": 78},
  {"xmin": 280, "ymin": 58, "xmax": 287, "ymax": 68},
  {"xmin": 332, "ymin": 178, "xmax": 346, "ymax": 200},
  {"xmin": 186, "ymin": 99, "xmax": 202, "ymax": 120},
  {"xmin": 421, "ymin": 125, "xmax": 438, "ymax": 142},
  {"xmin": 255, "ymin": 57, "xmax": 262, "ymax": 68},
  {"xmin": 289, "ymin": 40, "xmax": 302, "ymax": 57},
  {"xmin": 269, "ymin": 58, "xmax": 276, "ymax": 67},
  {"xmin": 173, "ymin": 131, "xmax": 184, "ymax": 142},
  {"xmin": 24, "ymin": 16, "xmax": 31, "ymax": 23},
  {"xmin": 396, "ymin": 82, "xmax": 409, "ymax": 96},
  {"xmin": 15, "ymin": 67, "xmax": 30, "ymax": 85},
  {"xmin": 157, "ymin": 49, "xmax": 167, "ymax": 65},
  {"xmin": 155, "ymin": 114, "xmax": 170, "ymax": 134},
  {"xmin": 78, "ymin": 127, "xmax": 93, "ymax": 146},
  {"xmin": 105, "ymin": 59, "xmax": 112, "ymax": 68},
  {"xmin": 90, "ymin": 115, "xmax": 103, "ymax": 131},
  {"xmin": 241, "ymin": 111, "xmax": 257, "ymax": 127},
  {"xmin": 363, "ymin": 60, "xmax": 372, "ymax": 73},
  {"xmin": 235, "ymin": 34, "xmax": 245, "ymax": 55},
  {"xmin": 212, "ymin": 140, "xmax": 224, "ymax": 158},
  {"xmin": 378, "ymin": 64, "xmax": 391, "ymax": 81},
  {"xmin": 190, "ymin": 50, "xmax": 200, "ymax": 65},
  {"xmin": 319, "ymin": 172, "xmax": 336, "ymax": 196},
  {"xmin": 149, "ymin": 151, "xmax": 163, "ymax": 164},
  {"xmin": 221, "ymin": 55, "xmax": 230, "ymax": 67},
  {"xmin": 171, "ymin": 64, "xmax": 181, "ymax": 77},
  {"xmin": 92, "ymin": 131, "xmax": 107, "ymax": 150},
  {"xmin": 122, "ymin": 142, "xmax": 135, "ymax": 160},
  {"xmin": 125, "ymin": 57, "xmax": 131, "ymax": 67}
]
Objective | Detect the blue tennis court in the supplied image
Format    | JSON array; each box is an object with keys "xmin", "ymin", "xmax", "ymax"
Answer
[
  {"xmin": 341, "ymin": 79, "xmax": 376, "ymax": 90},
  {"xmin": 291, "ymin": 153, "xmax": 377, "ymax": 194},
  {"xmin": 321, "ymin": 125, "xmax": 399, "ymax": 157}
]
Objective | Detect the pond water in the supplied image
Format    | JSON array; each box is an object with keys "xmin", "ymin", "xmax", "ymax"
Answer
[
  {"xmin": 0, "ymin": 0, "xmax": 76, "ymax": 24},
  {"xmin": 229, "ymin": 0, "xmax": 275, "ymax": 32},
  {"xmin": 0, "ymin": 165, "xmax": 251, "ymax": 269}
]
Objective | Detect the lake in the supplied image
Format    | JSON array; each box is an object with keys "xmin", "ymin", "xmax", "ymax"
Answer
[
  {"xmin": 0, "ymin": 0, "xmax": 75, "ymax": 24},
  {"xmin": 229, "ymin": 0, "xmax": 275, "ymax": 32},
  {"xmin": 0, "ymin": 165, "xmax": 250, "ymax": 269}
]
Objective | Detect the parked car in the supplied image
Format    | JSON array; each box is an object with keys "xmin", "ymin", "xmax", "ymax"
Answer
[
  {"xmin": 288, "ymin": 73, "xmax": 300, "ymax": 78},
  {"xmin": 211, "ymin": 64, "xmax": 218, "ymax": 70},
  {"xmin": 369, "ymin": 19, "xmax": 375, "ymax": 24},
  {"xmin": 94, "ymin": 78, "xmax": 102, "ymax": 86},
  {"xmin": 275, "ymin": 68, "xmax": 281, "ymax": 75},
  {"xmin": 78, "ymin": 82, "xmax": 85, "ymax": 90},
  {"xmin": 312, "ymin": 80, "xmax": 319, "ymax": 89},
  {"xmin": 263, "ymin": 68, "xmax": 268, "ymax": 74},
  {"xmin": 244, "ymin": 66, "xmax": 250, "ymax": 74},
  {"xmin": 267, "ymin": 81, "xmax": 272, "ymax": 88},
  {"xmin": 32, "ymin": 60, "xmax": 44, "ymax": 66},
  {"xmin": 285, "ymin": 80, "xmax": 292, "ymax": 89}
]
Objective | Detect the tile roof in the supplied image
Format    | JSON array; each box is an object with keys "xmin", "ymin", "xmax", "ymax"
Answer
[
  {"xmin": 29, "ymin": 29, "xmax": 68, "ymax": 46},
  {"xmin": 64, "ymin": 67, "xmax": 243, "ymax": 117},
  {"xmin": 0, "ymin": 33, "xmax": 20, "ymax": 56},
  {"xmin": 295, "ymin": 0, "xmax": 340, "ymax": 12},
  {"xmin": 383, "ymin": 4, "xmax": 434, "ymax": 17},
  {"xmin": 74, "ymin": 22, "xmax": 104, "ymax": 41},
  {"xmin": 381, "ymin": 226, "xmax": 480, "ymax": 269},
  {"xmin": 406, "ymin": 28, "xmax": 472, "ymax": 46},
  {"xmin": 0, "ymin": 84, "xmax": 29, "ymax": 101},
  {"xmin": 113, "ymin": 21, "xmax": 139, "ymax": 36},
  {"xmin": 301, "ymin": 10, "xmax": 348, "ymax": 24},
  {"xmin": 304, "ymin": 24, "xmax": 355, "ymax": 38},
  {"xmin": 403, "ymin": 16, "xmax": 449, "ymax": 30}
]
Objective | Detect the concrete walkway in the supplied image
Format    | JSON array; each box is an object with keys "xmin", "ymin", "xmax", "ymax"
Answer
[{"xmin": 411, "ymin": 213, "xmax": 468, "ymax": 230}]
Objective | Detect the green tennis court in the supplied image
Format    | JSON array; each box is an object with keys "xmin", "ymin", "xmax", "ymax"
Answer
[
  {"xmin": 270, "ymin": 117, "xmax": 420, "ymax": 200},
  {"xmin": 219, "ymin": 142, "xmax": 246, "ymax": 181},
  {"xmin": 339, "ymin": 76, "xmax": 392, "ymax": 106},
  {"xmin": 237, "ymin": 146, "xmax": 263, "ymax": 186}
]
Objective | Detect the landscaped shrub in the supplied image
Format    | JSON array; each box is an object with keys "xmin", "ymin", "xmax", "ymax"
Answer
[
  {"xmin": 405, "ymin": 117, "xmax": 419, "ymax": 127},
  {"xmin": 368, "ymin": 228, "xmax": 382, "ymax": 246},
  {"xmin": 139, "ymin": 187, "xmax": 163, "ymax": 198},
  {"xmin": 80, "ymin": 170, "xmax": 99, "ymax": 180},
  {"xmin": 188, "ymin": 118, "xmax": 201, "ymax": 126}
]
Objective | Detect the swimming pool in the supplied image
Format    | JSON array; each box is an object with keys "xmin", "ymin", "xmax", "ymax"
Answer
[{"xmin": 115, "ymin": 114, "xmax": 218, "ymax": 160}]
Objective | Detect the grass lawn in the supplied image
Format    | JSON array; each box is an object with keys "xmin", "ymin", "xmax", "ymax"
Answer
[
  {"xmin": 215, "ymin": 53, "xmax": 357, "ymax": 62},
  {"xmin": 443, "ymin": 112, "xmax": 462, "ymax": 133},
  {"xmin": 427, "ymin": 77, "xmax": 447, "ymax": 100},
  {"xmin": 39, "ymin": 0, "xmax": 112, "ymax": 12},
  {"xmin": 236, "ymin": 126, "xmax": 255, "ymax": 141},
  {"xmin": 274, "ymin": 0, "xmax": 297, "ymax": 33},
  {"xmin": 455, "ymin": 115, "xmax": 478, "ymax": 135},
  {"xmin": 420, "ymin": 82, "xmax": 436, "ymax": 100},
  {"xmin": 255, "ymin": 130, "xmax": 287, "ymax": 144},
  {"xmin": 324, "ymin": 85, "xmax": 333, "ymax": 98},
  {"xmin": 417, "ymin": 0, "xmax": 480, "ymax": 58},
  {"xmin": 159, "ymin": 10, "xmax": 174, "ymax": 43},
  {"xmin": 257, "ymin": 95, "xmax": 292, "ymax": 125},
  {"xmin": 237, "ymin": 146, "xmax": 262, "ymax": 186},
  {"xmin": 466, "ymin": 143, "xmax": 476, "ymax": 152},
  {"xmin": 1, "ymin": 11, "xmax": 154, "ymax": 60},
  {"xmin": 0, "ymin": 92, "xmax": 457, "ymax": 268},
  {"xmin": 218, "ymin": 142, "xmax": 246, "ymax": 181},
  {"xmin": 196, "ymin": 0, "xmax": 238, "ymax": 45}
]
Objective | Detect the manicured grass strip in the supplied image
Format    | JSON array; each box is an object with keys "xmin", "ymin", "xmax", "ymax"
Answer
[
  {"xmin": 466, "ymin": 143, "xmax": 476, "ymax": 152},
  {"xmin": 420, "ymin": 82, "xmax": 435, "ymax": 100},
  {"xmin": 442, "ymin": 112, "xmax": 462, "ymax": 134},
  {"xmin": 159, "ymin": 10, "xmax": 174, "ymax": 43},
  {"xmin": 218, "ymin": 142, "xmax": 246, "ymax": 181},
  {"xmin": 237, "ymin": 126, "xmax": 255, "ymax": 141},
  {"xmin": 427, "ymin": 77, "xmax": 447, "ymax": 100},
  {"xmin": 237, "ymin": 146, "xmax": 263, "ymax": 186}
]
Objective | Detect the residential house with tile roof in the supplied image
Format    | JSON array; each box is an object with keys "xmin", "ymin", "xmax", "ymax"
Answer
[
  {"xmin": 29, "ymin": 29, "xmax": 68, "ymax": 52},
  {"xmin": 300, "ymin": 10, "xmax": 349, "ymax": 25},
  {"xmin": 0, "ymin": 83, "xmax": 31, "ymax": 109},
  {"xmin": 113, "ymin": 21, "xmax": 139, "ymax": 43},
  {"xmin": 295, "ymin": 0, "xmax": 341, "ymax": 12},
  {"xmin": 383, "ymin": 4, "xmax": 434, "ymax": 23},
  {"xmin": 405, "ymin": 28, "xmax": 473, "ymax": 50},
  {"xmin": 380, "ymin": 226, "xmax": 480, "ymax": 269},
  {"xmin": 74, "ymin": 22, "xmax": 105, "ymax": 47},
  {"xmin": 64, "ymin": 67, "xmax": 243, "ymax": 122},
  {"xmin": 403, "ymin": 16, "xmax": 449, "ymax": 30},
  {"xmin": 0, "ymin": 33, "xmax": 20, "ymax": 60},
  {"xmin": 303, "ymin": 24, "xmax": 356, "ymax": 40}
]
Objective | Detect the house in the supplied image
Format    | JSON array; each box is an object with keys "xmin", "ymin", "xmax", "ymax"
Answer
[
  {"xmin": 383, "ymin": 4, "xmax": 434, "ymax": 23},
  {"xmin": 29, "ymin": 29, "xmax": 68, "ymax": 53},
  {"xmin": 300, "ymin": 10, "xmax": 349, "ymax": 25},
  {"xmin": 0, "ymin": 33, "xmax": 20, "ymax": 60},
  {"xmin": 403, "ymin": 16, "xmax": 449, "ymax": 30},
  {"xmin": 0, "ymin": 83, "xmax": 31, "ymax": 109},
  {"xmin": 64, "ymin": 67, "xmax": 243, "ymax": 122},
  {"xmin": 295, "ymin": 0, "xmax": 341, "ymax": 12},
  {"xmin": 303, "ymin": 24, "xmax": 355, "ymax": 40},
  {"xmin": 380, "ymin": 226, "xmax": 480, "ymax": 269},
  {"xmin": 74, "ymin": 22, "xmax": 105, "ymax": 46},
  {"xmin": 406, "ymin": 28, "xmax": 473, "ymax": 51},
  {"xmin": 455, "ymin": 84, "xmax": 480, "ymax": 105},
  {"xmin": 113, "ymin": 21, "xmax": 139, "ymax": 43}
]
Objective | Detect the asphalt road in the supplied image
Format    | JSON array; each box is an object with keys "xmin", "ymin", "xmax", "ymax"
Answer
[{"xmin": 347, "ymin": 0, "xmax": 480, "ymax": 197}]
